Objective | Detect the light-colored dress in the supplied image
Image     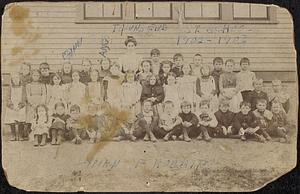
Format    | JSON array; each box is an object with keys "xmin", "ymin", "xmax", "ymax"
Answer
[
  {"xmin": 30, "ymin": 116, "xmax": 51, "ymax": 138},
  {"xmin": 104, "ymin": 76, "xmax": 123, "ymax": 109},
  {"xmin": 5, "ymin": 85, "xmax": 26, "ymax": 124},
  {"xmin": 66, "ymin": 82, "xmax": 86, "ymax": 112},
  {"xmin": 121, "ymin": 82, "xmax": 142, "ymax": 115},
  {"xmin": 177, "ymin": 75, "xmax": 198, "ymax": 110},
  {"xmin": 119, "ymin": 52, "xmax": 142, "ymax": 73},
  {"xmin": 236, "ymin": 70, "xmax": 256, "ymax": 92},
  {"xmin": 198, "ymin": 76, "xmax": 219, "ymax": 113},
  {"xmin": 47, "ymin": 85, "xmax": 66, "ymax": 114},
  {"xmin": 164, "ymin": 84, "xmax": 180, "ymax": 113}
]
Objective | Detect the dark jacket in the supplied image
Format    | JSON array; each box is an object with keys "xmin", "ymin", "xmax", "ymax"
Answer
[
  {"xmin": 269, "ymin": 111, "xmax": 289, "ymax": 130},
  {"xmin": 248, "ymin": 90, "xmax": 269, "ymax": 110},
  {"xmin": 178, "ymin": 112, "xmax": 199, "ymax": 127},
  {"xmin": 59, "ymin": 72, "xmax": 73, "ymax": 84},
  {"xmin": 39, "ymin": 73, "xmax": 55, "ymax": 85},
  {"xmin": 79, "ymin": 70, "xmax": 91, "ymax": 85},
  {"xmin": 211, "ymin": 69, "xmax": 224, "ymax": 96},
  {"xmin": 140, "ymin": 82, "xmax": 164, "ymax": 105},
  {"xmin": 215, "ymin": 110, "xmax": 235, "ymax": 128},
  {"xmin": 233, "ymin": 111, "xmax": 258, "ymax": 130},
  {"xmin": 171, "ymin": 67, "xmax": 183, "ymax": 78}
]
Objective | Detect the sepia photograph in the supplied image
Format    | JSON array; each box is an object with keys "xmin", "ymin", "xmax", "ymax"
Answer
[{"xmin": 1, "ymin": 1, "xmax": 298, "ymax": 192}]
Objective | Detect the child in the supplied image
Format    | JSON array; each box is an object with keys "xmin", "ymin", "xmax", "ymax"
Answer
[
  {"xmin": 219, "ymin": 59, "xmax": 243, "ymax": 113},
  {"xmin": 66, "ymin": 104, "xmax": 87, "ymax": 144},
  {"xmin": 177, "ymin": 63, "xmax": 198, "ymax": 111},
  {"xmin": 233, "ymin": 101, "xmax": 265, "ymax": 142},
  {"xmin": 167, "ymin": 101, "xmax": 199, "ymax": 142},
  {"xmin": 86, "ymin": 69, "xmax": 104, "ymax": 112},
  {"xmin": 103, "ymin": 62, "xmax": 124, "ymax": 109},
  {"xmin": 153, "ymin": 100, "xmax": 182, "ymax": 141},
  {"xmin": 119, "ymin": 36, "xmax": 142, "ymax": 73},
  {"xmin": 236, "ymin": 57, "xmax": 256, "ymax": 102},
  {"xmin": 150, "ymin": 48, "xmax": 161, "ymax": 75},
  {"xmin": 252, "ymin": 99, "xmax": 273, "ymax": 141},
  {"xmin": 140, "ymin": 75, "xmax": 164, "ymax": 115},
  {"xmin": 171, "ymin": 53, "xmax": 184, "ymax": 77},
  {"xmin": 65, "ymin": 71, "xmax": 86, "ymax": 112},
  {"xmin": 269, "ymin": 101, "xmax": 290, "ymax": 143},
  {"xmin": 132, "ymin": 100, "xmax": 159, "ymax": 142},
  {"xmin": 50, "ymin": 102, "xmax": 70, "ymax": 145},
  {"xmin": 47, "ymin": 73, "xmax": 66, "ymax": 115},
  {"xmin": 196, "ymin": 65, "xmax": 218, "ymax": 112},
  {"xmin": 214, "ymin": 100, "xmax": 236, "ymax": 137},
  {"xmin": 31, "ymin": 104, "xmax": 51, "ymax": 146},
  {"xmin": 196, "ymin": 101, "xmax": 218, "ymax": 141},
  {"xmin": 26, "ymin": 70, "xmax": 47, "ymax": 131},
  {"xmin": 80, "ymin": 58, "xmax": 92, "ymax": 85},
  {"xmin": 121, "ymin": 70, "xmax": 142, "ymax": 116},
  {"xmin": 85, "ymin": 103, "xmax": 102, "ymax": 143},
  {"xmin": 136, "ymin": 60, "xmax": 153, "ymax": 86},
  {"xmin": 248, "ymin": 79, "xmax": 268, "ymax": 111},
  {"xmin": 269, "ymin": 79, "xmax": 290, "ymax": 113},
  {"xmin": 113, "ymin": 112, "xmax": 137, "ymax": 141},
  {"xmin": 211, "ymin": 57, "xmax": 224, "ymax": 96},
  {"xmin": 99, "ymin": 57, "xmax": 112, "ymax": 83},
  {"xmin": 20, "ymin": 62, "xmax": 32, "ymax": 86},
  {"xmin": 192, "ymin": 53, "xmax": 203, "ymax": 76},
  {"xmin": 39, "ymin": 62, "xmax": 54, "ymax": 85},
  {"xmin": 158, "ymin": 60, "xmax": 172, "ymax": 85},
  {"xmin": 5, "ymin": 72, "xmax": 26, "ymax": 141},
  {"xmin": 60, "ymin": 62, "xmax": 73, "ymax": 84},
  {"xmin": 163, "ymin": 73, "xmax": 180, "ymax": 113}
]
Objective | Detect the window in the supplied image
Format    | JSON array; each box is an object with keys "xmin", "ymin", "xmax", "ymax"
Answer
[
  {"xmin": 184, "ymin": 2, "xmax": 220, "ymax": 20},
  {"xmin": 134, "ymin": 2, "xmax": 172, "ymax": 20},
  {"xmin": 84, "ymin": 2, "xmax": 122, "ymax": 19},
  {"xmin": 233, "ymin": 3, "xmax": 268, "ymax": 19}
]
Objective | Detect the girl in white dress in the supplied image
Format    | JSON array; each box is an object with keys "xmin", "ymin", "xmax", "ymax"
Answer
[
  {"xmin": 86, "ymin": 69, "xmax": 104, "ymax": 113},
  {"xmin": 47, "ymin": 73, "xmax": 66, "ymax": 115},
  {"xmin": 163, "ymin": 72, "xmax": 180, "ymax": 113},
  {"xmin": 5, "ymin": 72, "xmax": 27, "ymax": 141}
]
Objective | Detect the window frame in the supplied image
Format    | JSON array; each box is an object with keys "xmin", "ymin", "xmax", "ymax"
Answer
[
  {"xmin": 233, "ymin": 3, "xmax": 271, "ymax": 21},
  {"xmin": 183, "ymin": 2, "xmax": 221, "ymax": 21},
  {"xmin": 134, "ymin": 2, "xmax": 173, "ymax": 20}
]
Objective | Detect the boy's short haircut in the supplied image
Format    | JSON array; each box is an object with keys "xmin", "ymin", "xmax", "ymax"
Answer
[
  {"xmin": 100, "ymin": 57, "xmax": 111, "ymax": 65},
  {"xmin": 112, "ymin": 62, "xmax": 121, "ymax": 69},
  {"xmin": 161, "ymin": 60, "xmax": 173, "ymax": 67},
  {"xmin": 163, "ymin": 100, "xmax": 174, "ymax": 108},
  {"xmin": 150, "ymin": 48, "xmax": 160, "ymax": 56},
  {"xmin": 70, "ymin": 104, "xmax": 81, "ymax": 113},
  {"xmin": 213, "ymin": 57, "xmax": 223, "ymax": 65},
  {"xmin": 240, "ymin": 101, "xmax": 251, "ymax": 108},
  {"xmin": 253, "ymin": 78, "xmax": 264, "ymax": 85},
  {"xmin": 180, "ymin": 101, "xmax": 192, "ymax": 108},
  {"xmin": 39, "ymin": 62, "xmax": 50, "ymax": 70},
  {"xmin": 141, "ymin": 60, "xmax": 152, "ymax": 67},
  {"xmin": 125, "ymin": 36, "xmax": 137, "ymax": 46},
  {"xmin": 173, "ymin": 53, "xmax": 184, "ymax": 61},
  {"xmin": 167, "ymin": 72, "xmax": 176, "ymax": 78},
  {"xmin": 143, "ymin": 99, "xmax": 153, "ymax": 106},
  {"xmin": 272, "ymin": 79, "xmax": 282, "ymax": 86},
  {"xmin": 219, "ymin": 99, "xmax": 230, "ymax": 107},
  {"xmin": 225, "ymin": 59, "xmax": 235, "ymax": 66},
  {"xmin": 271, "ymin": 100, "xmax": 281, "ymax": 108},
  {"xmin": 54, "ymin": 102, "xmax": 65, "ymax": 110},
  {"xmin": 199, "ymin": 100, "xmax": 210, "ymax": 108},
  {"xmin": 240, "ymin": 57, "xmax": 250, "ymax": 65},
  {"xmin": 256, "ymin": 98, "xmax": 267, "ymax": 105},
  {"xmin": 194, "ymin": 53, "xmax": 202, "ymax": 57}
]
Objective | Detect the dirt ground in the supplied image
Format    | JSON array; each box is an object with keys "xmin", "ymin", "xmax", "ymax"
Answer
[{"xmin": 1, "ymin": 128, "xmax": 297, "ymax": 192}]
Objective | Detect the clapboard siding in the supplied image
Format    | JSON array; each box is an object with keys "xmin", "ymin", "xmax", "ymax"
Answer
[{"xmin": 1, "ymin": 2, "xmax": 297, "ymax": 77}]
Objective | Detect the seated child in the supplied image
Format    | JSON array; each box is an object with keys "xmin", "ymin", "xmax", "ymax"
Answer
[
  {"xmin": 248, "ymin": 79, "xmax": 268, "ymax": 111},
  {"xmin": 233, "ymin": 101, "xmax": 265, "ymax": 143},
  {"xmin": 113, "ymin": 112, "xmax": 137, "ymax": 142},
  {"xmin": 252, "ymin": 99, "xmax": 273, "ymax": 141},
  {"xmin": 269, "ymin": 101, "xmax": 290, "ymax": 143},
  {"xmin": 155, "ymin": 100, "xmax": 182, "ymax": 141},
  {"xmin": 50, "ymin": 102, "xmax": 70, "ymax": 145},
  {"xmin": 196, "ymin": 101, "xmax": 218, "ymax": 142},
  {"xmin": 269, "ymin": 79, "xmax": 290, "ymax": 113},
  {"xmin": 214, "ymin": 99, "xmax": 236, "ymax": 138},
  {"xmin": 132, "ymin": 100, "xmax": 159, "ymax": 142},
  {"xmin": 166, "ymin": 101, "xmax": 199, "ymax": 142},
  {"xmin": 66, "ymin": 104, "xmax": 87, "ymax": 144},
  {"xmin": 85, "ymin": 103, "xmax": 102, "ymax": 143}
]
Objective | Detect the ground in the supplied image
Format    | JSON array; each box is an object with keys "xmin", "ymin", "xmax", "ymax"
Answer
[{"xmin": 1, "ymin": 129, "xmax": 297, "ymax": 192}]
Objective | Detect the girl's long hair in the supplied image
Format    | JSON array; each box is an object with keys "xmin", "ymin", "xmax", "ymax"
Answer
[{"xmin": 35, "ymin": 104, "xmax": 49, "ymax": 124}]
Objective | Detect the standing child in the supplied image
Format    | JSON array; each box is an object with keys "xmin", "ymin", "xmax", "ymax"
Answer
[
  {"xmin": 155, "ymin": 101, "xmax": 182, "ymax": 141},
  {"xmin": 80, "ymin": 58, "xmax": 92, "ymax": 85},
  {"xmin": 236, "ymin": 57, "xmax": 256, "ymax": 102},
  {"xmin": 158, "ymin": 60, "xmax": 172, "ymax": 85},
  {"xmin": 60, "ymin": 62, "xmax": 73, "ymax": 84},
  {"xmin": 103, "ymin": 62, "xmax": 124, "ymax": 109},
  {"xmin": 65, "ymin": 71, "xmax": 86, "ymax": 112},
  {"xmin": 99, "ymin": 57, "xmax": 112, "ymax": 83},
  {"xmin": 150, "ymin": 48, "xmax": 161, "ymax": 75},
  {"xmin": 196, "ymin": 101, "xmax": 218, "ymax": 141},
  {"xmin": 233, "ymin": 101, "xmax": 265, "ymax": 142},
  {"xmin": 39, "ymin": 62, "xmax": 54, "ymax": 85},
  {"xmin": 269, "ymin": 101, "xmax": 290, "ymax": 143},
  {"xmin": 121, "ymin": 70, "xmax": 142, "ymax": 115},
  {"xmin": 248, "ymin": 79, "xmax": 268, "ymax": 111},
  {"xmin": 20, "ymin": 62, "xmax": 32, "ymax": 86},
  {"xmin": 136, "ymin": 60, "xmax": 153, "ymax": 86},
  {"xmin": 192, "ymin": 53, "xmax": 203, "ymax": 77},
  {"xmin": 86, "ymin": 69, "xmax": 104, "ymax": 112},
  {"xmin": 211, "ymin": 57, "xmax": 224, "ymax": 96},
  {"xmin": 5, "ymin": 73, "xmax": 26, "ymax": 141},
  {"xmin": 31, "ymin": 104, "xmax": 51, "ymax": 146},
  {"xmin": 140, "ymin": 75, "xmax": 164, "ymax": 115},
  {"xmin": 196, "ymin": 65, "xmax": 218, "ymax": 113},
  {"xmin": 132, "ymin": 100, "xmax": 159, "ymax": 142},
  {"xmin": 269, "ymin": 79, "xmax": 290, "ymax": 113},
  {"xmin": 167, "ymin": 101, "xmax": 199, "ymax": 142},
  {"xmin": 163, "ymin": 73, "xmax": 180, "ymax": 113},
  {"xmin": 219, "ymin": 59, "xmax": 243, "ymax": 113},
  {"xmin": 177, "ymin": 63, "xmax": 198, "ymax": 111},
  {"xmin": 26, "ymin": 70, "xmax": 47, "ymax": 133},
  {"xmin": 47, "ymin": 73, "xmax": 66, "ymax": 115},
  {"xmin": 214, "ymin": 100, "xmax": 236, "ymax": 138},
  {"xmin": 252, "ymin": 99, "xmax": 273, "ymax": 141},
  {"xmin": 49, "ymin": 102, "xmax": 70, "ymax": 145},
  {"xmin": 171, "ymin": 53, "xmax": 184, "ymax": 77}
]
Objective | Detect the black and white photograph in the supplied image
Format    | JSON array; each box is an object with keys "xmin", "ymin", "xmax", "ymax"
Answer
[{"xmin": 1, "ymin": 1, "xmax": 298, "ymax": 192}]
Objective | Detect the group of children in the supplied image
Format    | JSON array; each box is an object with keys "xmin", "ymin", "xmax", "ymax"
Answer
[{"xmin": 5, "ymin": 37, "xmax": 291, "ymax": 146}]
